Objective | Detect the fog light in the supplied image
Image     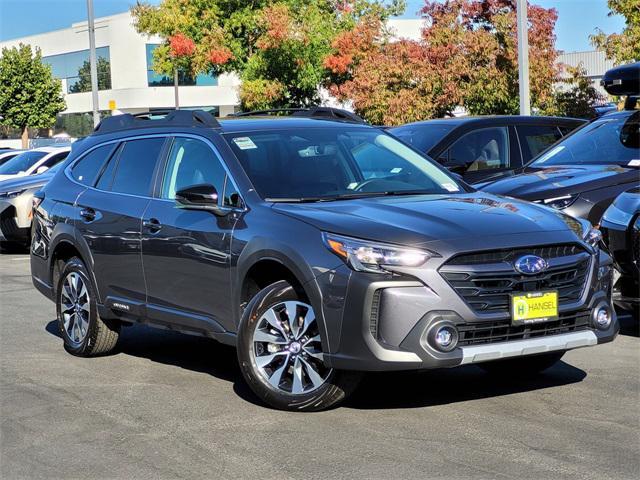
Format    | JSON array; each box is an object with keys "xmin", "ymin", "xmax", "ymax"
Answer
[
  {"xmin": 593, "ymin": 306, "xmax": 612, "ymax": 330},
  {"xmin": 430, "ymin": 324, "xmax": 459, "ymax": 352}
]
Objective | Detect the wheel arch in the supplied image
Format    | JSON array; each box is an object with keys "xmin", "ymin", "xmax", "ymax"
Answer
[{"xmin": 48, "ymin": 226, "xmax": 98, "ymax": 301}]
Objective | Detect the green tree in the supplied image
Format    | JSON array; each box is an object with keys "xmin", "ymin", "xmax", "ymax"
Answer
[
  {"xmin": 131, "ymin": 0, "xmax": 404, "ymax": 110},
  {"xmin": 0, "ymin": 44, "xmax": 66, "ymax": 148},
  {"xmin": 591, "ymin": 0, "xmax": 640, "ymax": 64},
  {"xmin": 69, "ymin": 57, "xmax": 112, "ymax": 93},
  {"xmin": 543, "ymin": 65, "xmax": 606, "ymax": 119}
]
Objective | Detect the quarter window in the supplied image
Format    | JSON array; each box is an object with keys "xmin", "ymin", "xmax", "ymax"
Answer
[
  {"xmin": 161, "ymin": 137, "xmax": 226, "ymax": 201},
  {"xmin": 109, "ymin": 138, "xmax": 165, "ymax": 196},
  {"xmin": 71, "ymin": 145, "xmax": 116, "ymax": 185},
  {"xmin": 444, "ymin": 127, "xmax": 510, "ymax": 173}
]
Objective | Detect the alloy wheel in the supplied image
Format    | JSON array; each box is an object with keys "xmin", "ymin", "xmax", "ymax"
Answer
[
  {"xmin": 60, "ymin": 272, "xmax": 90, "ymax": 346},
  {"xmin": 251, "ymin": 300, "xmax": 331, "ymax": 395}
]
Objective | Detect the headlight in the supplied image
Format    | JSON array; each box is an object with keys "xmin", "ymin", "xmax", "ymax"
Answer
[
  {"xmin": 555, "ymin": 211, "xmax": 601, "ymax": 250},
  {"xmin": 542, "ymin": 194, "xmax": 578, "ymax": 210},
  {"xmin": 0, "ymin": 189, "xmax": 26, "ymax": 199},
  {"xmin": 584, "ymin": 226, "xmax": 602, "ymax": 249},
  {"xmin": 322, "ymin": 232, "xmax": 432, "ymax": 273}
]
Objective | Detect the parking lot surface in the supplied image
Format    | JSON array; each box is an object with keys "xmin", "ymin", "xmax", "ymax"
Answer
[{"xmin": 1, "ymin": 252, "xmax": 639, "ymax": 480}]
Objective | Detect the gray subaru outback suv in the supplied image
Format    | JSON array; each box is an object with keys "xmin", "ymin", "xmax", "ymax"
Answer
[{"xmin": 30, "ymin": 109, "xmax": 617, "ymax": 411}]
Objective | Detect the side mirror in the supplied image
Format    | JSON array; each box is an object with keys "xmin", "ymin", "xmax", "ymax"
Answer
[
  {"xmin": 36, "ymin": 166, "xmax": 49, "ymax": 174},
  {"xmin": 175, "ymin": 184, "xmax": 228, "ymax": 216}
]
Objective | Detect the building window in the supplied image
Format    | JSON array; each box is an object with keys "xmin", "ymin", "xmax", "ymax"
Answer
[
  {"xmin": 43, "ymin": 47, "xmax": 112, "ymax": 94},
  {"xmin": 146, "ymin": 44, "xmax": 218, "ymax": 87}
]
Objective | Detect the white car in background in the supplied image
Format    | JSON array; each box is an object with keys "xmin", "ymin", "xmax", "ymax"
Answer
[
  {"xmin": 0, "ymin": 162, "xmax": 63, "ymax": 246},
  {"xmin": 0, "ymin": 146, "xmax": 71, "ymax": 182}
]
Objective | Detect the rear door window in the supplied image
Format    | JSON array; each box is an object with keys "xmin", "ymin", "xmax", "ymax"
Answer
[
  {"xmin": 108, "ymin": 138, "xmax": 165, "ymax": 196},
  {"xmin": 72, "ymin": 144, "xmax": 117, "ymax": 185},
  {"xmin": 517, "ymin": 125, "xmax": 563, "ymax": 163}
]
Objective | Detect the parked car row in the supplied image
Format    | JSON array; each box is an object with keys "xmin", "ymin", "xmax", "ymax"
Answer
[{"xmin": 2, "ymin": 63, "xmax": 636, "ymax": 411}]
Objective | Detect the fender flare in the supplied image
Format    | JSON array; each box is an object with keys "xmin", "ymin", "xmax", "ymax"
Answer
[{"xmin": 48, "ymin": 223, "xmax": 101, "ymax": 302}]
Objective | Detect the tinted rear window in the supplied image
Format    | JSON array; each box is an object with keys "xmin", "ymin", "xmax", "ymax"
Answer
[
  {"xmin": 72, "ymin": 144, "xmax": 117, "ymax": 186},
  {"xmin": 109, "ymin": 138, "xmax": 165, "ymax": 195},
  {"xmin": 516, "ymin": 125, "xmax": 563, "ymax": 162}
]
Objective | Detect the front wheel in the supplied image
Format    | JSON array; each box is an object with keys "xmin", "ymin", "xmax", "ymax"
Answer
[
  {"xmin": 478, "ymin": 351, "xmax": 565, "ymax": 376},
  {"xmin": 237, "ymin": 281, "xmax": 361, "ymax": 411}
]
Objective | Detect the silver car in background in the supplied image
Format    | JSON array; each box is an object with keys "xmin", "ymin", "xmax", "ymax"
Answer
[{"xmin": 0, "ymin": 163, "xmax": 62, "ymax": 246}]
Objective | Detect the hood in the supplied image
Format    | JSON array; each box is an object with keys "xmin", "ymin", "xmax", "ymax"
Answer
[
  {"xmin": 0, "ymin": 172, "xmax": 53, "ymax": 192},
  {"xmin": 272, "ymin": 192, "xmax": 581, "ymax": 247},
  {"xmin": 481, "ymin": 164, "xmax": 638, "ymax": 200}
]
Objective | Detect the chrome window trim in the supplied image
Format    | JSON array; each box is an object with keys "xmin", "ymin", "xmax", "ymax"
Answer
[{"xmin": 64, "ymin": 132, "xmax": 246, "ymax": 211}]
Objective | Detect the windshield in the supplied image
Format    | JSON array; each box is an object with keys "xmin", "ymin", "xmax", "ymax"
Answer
[
  {"xmin": 224, "ymin": 127, "xmax": 463, "ymax": 201},
  {"xmin": 0, "ymin": 151, "xmax": 47, "ymax": 175},
  {"xmin": 530, "ymin": 112, "xmax": 639, "ymax": 167},
  {"xmin": 389, "ymin": 123, "xmax": 456, "ymax": 153}
]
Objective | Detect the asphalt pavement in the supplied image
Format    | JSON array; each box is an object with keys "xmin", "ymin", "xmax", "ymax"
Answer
[{"xmin": 1, "ymin": 252, "xmax": 639, "ymax": 480}]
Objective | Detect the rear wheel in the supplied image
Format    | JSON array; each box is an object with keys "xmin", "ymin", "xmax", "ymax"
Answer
[
  {"xmin": 56, "ymin": 257, "xmax": 120, "ymax": 356},
  {"xmin": 478, "ymin": 351, "xmax": 565, "ymax": 376},
  {"xmin": 237, "ymin": 280, "xmax": 361, "ymax": 411}
]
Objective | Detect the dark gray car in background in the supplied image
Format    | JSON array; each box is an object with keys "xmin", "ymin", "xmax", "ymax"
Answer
[
  {"xmin": 388, "ymin": 116, "xmax": 585, "ymax": 184},
  {"xmin": 30, "ymin": 109, "xmax": 617, "ymax": 411}
]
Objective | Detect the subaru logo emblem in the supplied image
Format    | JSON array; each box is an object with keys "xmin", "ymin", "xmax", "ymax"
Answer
[{"xmin": 514, "ymin": 255, "xmax": 548, "ymax": 275}]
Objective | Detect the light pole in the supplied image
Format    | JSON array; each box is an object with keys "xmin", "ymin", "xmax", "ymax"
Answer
[
  {"xmin": 174, "ymin": 68, "xmax": 180, "ymax": 109},
  {"xmin": 86, "ymin": 0, "xmax": 100, "ymax": 126},
  {"xmin": 516, "ymin": 0, "xmax": 531, "ymax": 115}
]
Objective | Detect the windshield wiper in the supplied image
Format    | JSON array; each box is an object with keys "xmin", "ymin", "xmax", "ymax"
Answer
[
  {"xmin": 265, "ymin": 197, "xmax": 327, "ymax": 203},
  {"xmin": 266, "ymin": 190, "xmax": 441, "ymax": 203}
]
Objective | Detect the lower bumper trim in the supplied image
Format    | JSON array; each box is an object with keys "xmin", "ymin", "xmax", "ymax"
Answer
[{"xmin": 460, "ymin": 330, "xmax": 598, "ymax": 365}]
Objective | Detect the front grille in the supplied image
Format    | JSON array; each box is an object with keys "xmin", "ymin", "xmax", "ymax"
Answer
[
  {"xmin": 440, "ymin": 244, "xmax": 591, "ymax": 314},
  {"xmin": 446, "ymin": 244, "xmax": 584, "ymax": 265},
  {"xmin": 457, "ymin": 310, "xmax": 591, "ymax": 346}
]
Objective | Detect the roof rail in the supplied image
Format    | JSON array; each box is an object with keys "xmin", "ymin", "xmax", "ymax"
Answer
[
  {"xmin": 93, "ymin": 109, "xmax": 221, "ymax": 134},
  {"xmin": 230, "ymin": 106, "xmax": 366, "ymax": 124}
]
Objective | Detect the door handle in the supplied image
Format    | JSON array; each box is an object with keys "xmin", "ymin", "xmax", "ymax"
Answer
[
  {"xmin": 79, "ymin": 208, "xmax": 96, "ymax": 222},
  {"xmin": 143, "ymin": 218, "xmax": 162, "ymax": 231}
]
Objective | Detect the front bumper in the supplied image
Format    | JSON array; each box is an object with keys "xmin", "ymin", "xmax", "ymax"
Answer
[
  {"xmin": 0, "ymin": 196, "xmax": 32, "ymax": 243},
  {"xmin": 318, "ymin": 245, "xmax": 618, "ymax": 372}
]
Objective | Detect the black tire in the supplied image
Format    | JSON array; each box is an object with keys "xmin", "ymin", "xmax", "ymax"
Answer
[
  {"xmin": 478, "ymin": 351, "xmax": 565, "ymax": 376},
  {"xmin": 56, "ymin": 257, "xmax": 120, "ymax": 356},
  {"xmin": 237, "ymin": 280, "xmax": 361, "ymax": 412}
]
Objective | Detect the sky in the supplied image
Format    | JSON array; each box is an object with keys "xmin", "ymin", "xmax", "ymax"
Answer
[{"xmin": 0, "ymin": 0, "xmax": 627, "ymax": 53}]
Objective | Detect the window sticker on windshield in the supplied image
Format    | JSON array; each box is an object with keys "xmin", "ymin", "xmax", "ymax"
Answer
[
  {"xmin": 233, "ymin": 137, "xmax": 257, "ymax": 150},
  {"xmin": 628, "ymin": 159, "xmax": 640, "ymax": 167},
  {"xmin": 390, "ymin": 167, "xmax": 403, "ymax": 173},
  {"xmin": 442, "ymin": 182, "xmax": 460, "ymax": 192}
]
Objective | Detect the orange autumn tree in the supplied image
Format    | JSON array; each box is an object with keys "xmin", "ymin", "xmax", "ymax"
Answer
[
  {"xmin": 325, "ymin": 0, "xmax": 559, "ymax": 125},
  {"xmin": 132, "ymin": 0, "xmax": 405, "ymax": 111}
]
